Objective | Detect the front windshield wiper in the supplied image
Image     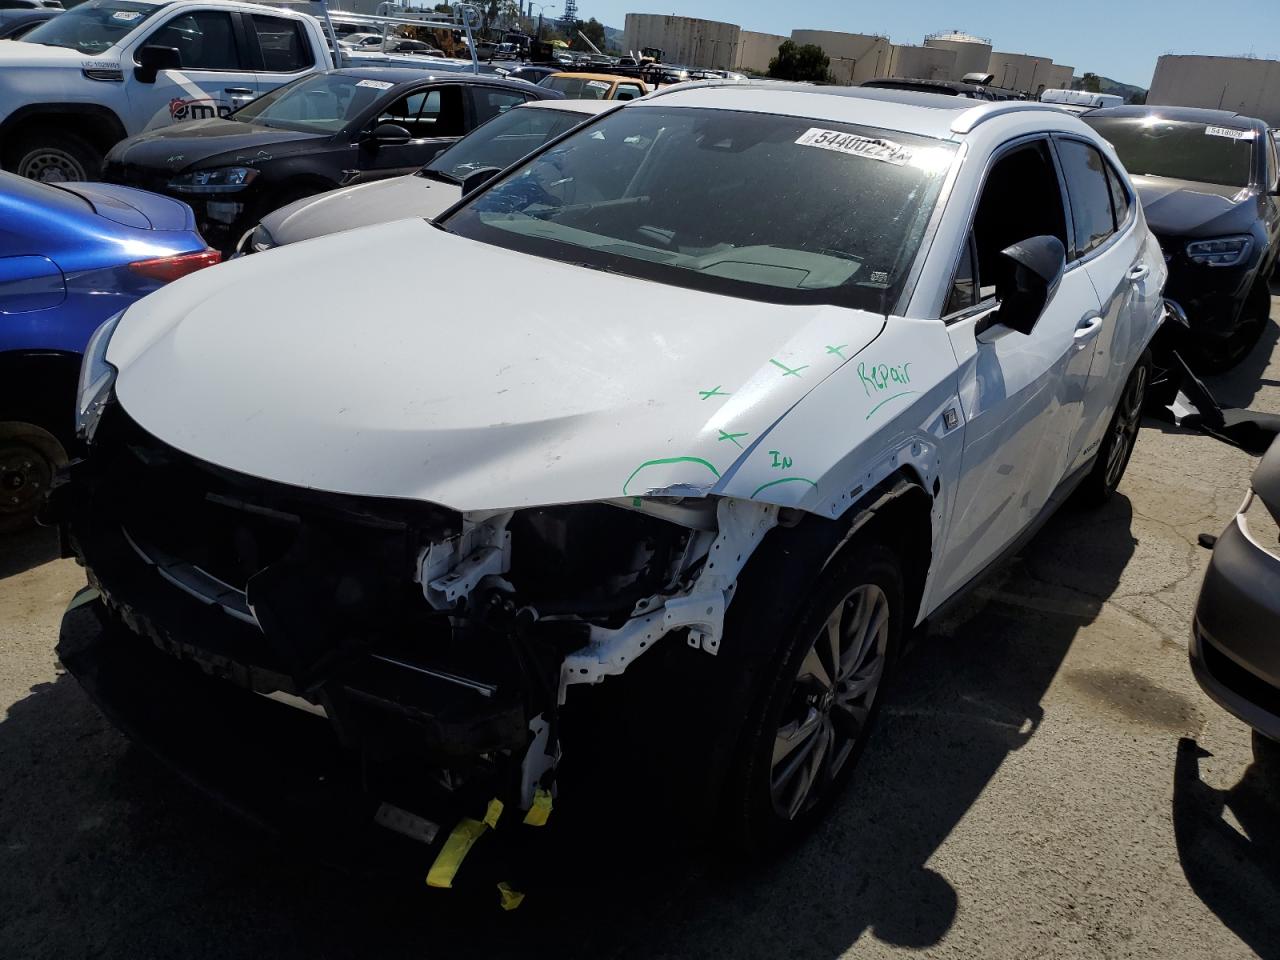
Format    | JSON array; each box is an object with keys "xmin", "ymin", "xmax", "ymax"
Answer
[{"xmin": 418, "ymin": 167, "xmax": 460, "ymax": 185}]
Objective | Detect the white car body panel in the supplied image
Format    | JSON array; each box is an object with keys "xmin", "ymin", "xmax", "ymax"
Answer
[
  {"xmin": 259, "ymin": 174, "xmax": 462, "ymax": 244},
  {"xmin": 108, "ymin": 217, "xmax": 897, "ymax": 513}
]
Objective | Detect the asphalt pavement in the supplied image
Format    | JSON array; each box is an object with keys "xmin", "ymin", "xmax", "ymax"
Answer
[{"xmin": 1, "ymin": 294, "xmax": 1278, "ymax": 960}]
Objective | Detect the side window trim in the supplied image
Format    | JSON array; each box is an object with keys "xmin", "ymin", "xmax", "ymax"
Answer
[
  {"xmin": 1051, "ymin": 133, "xmax": 1131, "ymax": 265},
  {"xmin": 940, "ymin": 133, "xmax": 1066, "ymax": 324}
]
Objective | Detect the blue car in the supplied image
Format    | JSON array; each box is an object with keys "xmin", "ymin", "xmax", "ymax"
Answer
[{"xmin": 1, "ymin": 172, "xmax": 216, "ymax": 530}]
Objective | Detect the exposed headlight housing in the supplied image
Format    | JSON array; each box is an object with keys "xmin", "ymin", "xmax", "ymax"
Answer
[
  {"xmin": 168, "ymin": 167, "xmax": 259, "ymax": 194},
  {"xmin": 76, "ymin": 311, "xmax": 123, "ymax": 441},
  {"xmin": 1185, "ymin": 235, "xmax": 1252, "ymax": 267}
]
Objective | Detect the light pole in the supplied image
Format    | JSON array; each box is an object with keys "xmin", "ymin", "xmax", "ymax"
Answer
[{"xmin": 528, "ymin": 1, "xmax": 555, "ymax": 40}]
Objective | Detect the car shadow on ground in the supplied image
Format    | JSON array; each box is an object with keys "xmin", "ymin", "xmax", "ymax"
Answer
[
  {"xmin": 0, "ymin": 523, "xmax": 60, "ymax": 580},
  {"xmin": 0, "ymin": 495, "xmax": 1137, "ymax": 960},
  {"xmin": 1173, "ymin": 734, "xmax": 1280, "ymax": 960}
]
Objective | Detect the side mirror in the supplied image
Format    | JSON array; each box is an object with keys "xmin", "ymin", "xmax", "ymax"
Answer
[
  {"xmin": 365, "ymin": 123, "xmax": 412, "ymax": 146},
  {"xmin": 134, "ymin": 45, "xmax": 181, "ymax": 83},
  {"xmin": 460, "ymin": 166, "xmax": 502, "ymax": 195},
  {"xmin": 995, "ymin": 235, "xmax": 1067, "ymax": 335}
]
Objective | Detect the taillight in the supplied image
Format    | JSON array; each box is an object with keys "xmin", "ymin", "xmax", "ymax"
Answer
[{"xmin": 128, "ymin": 249, "xmax": 222, "ymax": 283}]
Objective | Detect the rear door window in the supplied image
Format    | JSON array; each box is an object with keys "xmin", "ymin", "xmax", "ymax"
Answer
[
  {"xmin": 1056, "ymin": 138, "xmax": 1117, "ymax": 259},
  {"xmin": 250, "ymin": 14, "xmax": 313, "ymax": 72}
]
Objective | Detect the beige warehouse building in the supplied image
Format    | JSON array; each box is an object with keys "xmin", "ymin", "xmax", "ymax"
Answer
[
  {"xmin": 988, "ymin": 51, "xmax": 1056, "ymax": 94},
  {"xmin": 923, "ymin": 31, "xmax": 992, "ymax": 81},
  {"xmin": 1148, "ymin": 55, "xmax": 1280, "ymax": 125},
  {"xmin": 887, "ymin": 44, "xmax": 957, "ymax": 81},
  {"xmin": 790, "ymin": 29, "xmax": 891, "ymax": 85},
  {"xmin": 735, "ymin": 30, "xmax": 788, "ymax": 74},
  {"xmin": 621, "ymin": 13, "xmax": 741, "ymax": 70},
  {"xmin": 1047, "ymin": 64, "xmax": 1075, "ymax": 91}
]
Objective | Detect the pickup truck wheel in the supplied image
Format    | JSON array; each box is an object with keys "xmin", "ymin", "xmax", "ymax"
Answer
[
  {"xmin": 728, "ymin": 538, "xmax": 904, "ymax": 854},
  {"xmin": 0, "ymin": 425, "xmax": 66, "ymax": 534},
  {"xmin": 1078, "ymin": 349, "xmax": 1150, "ymax": 506},
  {"xmin": 10, "ymin": 130, "xmax": 100, "ymax": 182}
]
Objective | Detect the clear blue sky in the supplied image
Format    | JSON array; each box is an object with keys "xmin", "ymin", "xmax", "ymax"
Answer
[{"xmin": 570, "ymin": 0, "xmax": 1280, "ymax": 89}]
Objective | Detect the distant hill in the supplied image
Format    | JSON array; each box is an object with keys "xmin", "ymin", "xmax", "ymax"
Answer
[
  {"xmin": 602, "ymin": 24, "xmax": 624, "ymax": 53},
  {"xmin": 1073, "ymin": 74, "xmax": 1147, "ymax": 103}
]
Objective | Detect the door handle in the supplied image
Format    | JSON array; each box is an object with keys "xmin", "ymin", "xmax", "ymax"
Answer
[
  {"xmin": 1128, "ymin": 262, "xmax": 1149, "ymax": 283},
  {"xmin": 1074, "ymin": 314, "xmax": 1103, "ymax": 344},
  {"xmin": 224, "ymin": 87, "xmax": 254, "ymax": 95}
]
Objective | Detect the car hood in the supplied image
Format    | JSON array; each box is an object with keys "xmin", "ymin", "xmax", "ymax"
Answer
[
  {"xmin": 0, "ymin": 39, "xmax": 101, "ymax": 67},
  {"xmin": 108, "ymin": 218, "xmax": 886, "ymax": 512},
  {"xmin": 259, "ymin": 174, "xmax": 458, "ymax": 245},
  {"xmin": 107, "ymin": 119, "xmax": 326, "ymax": 173},
  {"xmin": 57, "ymin": 181, "xmax": 196, "ymax": 231},
  {"xmin": 1131, "ymin": 175, "xmax": 1259, "ymax": 239}
]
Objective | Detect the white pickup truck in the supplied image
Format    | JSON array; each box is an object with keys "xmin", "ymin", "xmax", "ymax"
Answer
[{"xmin": 0, "ymin": 0, "xmax": 335, "ymax": 181}]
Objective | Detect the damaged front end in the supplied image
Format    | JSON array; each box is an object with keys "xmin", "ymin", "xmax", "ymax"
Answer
[{"xmin": 53, "ymin": 406, "xmax": 778, "ymax": 863}]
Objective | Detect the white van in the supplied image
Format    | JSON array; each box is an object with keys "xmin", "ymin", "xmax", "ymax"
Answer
[{"xmin": 1040, "ymin": 88, "xmax": 1125, "ymax": 112}]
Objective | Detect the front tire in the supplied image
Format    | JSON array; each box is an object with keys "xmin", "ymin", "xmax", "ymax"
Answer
[
  {"xmin": 7, "ymin": 128, "xmax": 101, "ymax": 182},
  {"xmin": 0, "ymin": 424, "xmax": 67, "ymax": 534},
  {"xmin": 728, "ymin": 538, "xmax": 904, "ymax": 854},
  {"xmin": 1194, "ymin": 278, "xmax": 1270, "ymax": 373}
]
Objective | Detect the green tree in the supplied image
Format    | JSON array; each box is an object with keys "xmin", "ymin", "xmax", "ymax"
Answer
[
  {"xmin": 768, "ymin": 40, "xmax": 834, "ymax": 83},
  {"xmin": 1081, "ymin": 72, "xmax": 1102, "ymax": 93}
]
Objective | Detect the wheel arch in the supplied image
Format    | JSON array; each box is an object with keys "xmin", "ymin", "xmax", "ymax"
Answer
[
  {"xmin": 0, "ymin": 104, "xmax": 129, "ymax": 163},
  {"xmin": 0, "ymin": 349, "xmax": 82, "ymax": 449}
]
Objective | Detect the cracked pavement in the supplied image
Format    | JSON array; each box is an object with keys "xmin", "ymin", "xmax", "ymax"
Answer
[{"xmin": 1, "ymin": 295, "xmax": 1278, "ymax": 960}]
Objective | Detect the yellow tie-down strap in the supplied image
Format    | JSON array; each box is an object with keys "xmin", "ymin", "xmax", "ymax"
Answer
[
  {"xmin": 522, "ymin": 788, "xmax": 553, "ymax": 827},
  {"xmin": 425, "ymin": 799, "xmax": 504, "ymax": 889}
]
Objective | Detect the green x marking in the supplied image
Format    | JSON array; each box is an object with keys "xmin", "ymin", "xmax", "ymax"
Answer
[
  {"xmin": 769, "ymin": 358, "xmax": 808, "ymax": 377},
  {"xmin": 825, "ymin": 344, "xmax": 848, "ymax": 359},
  {"xmin": 699, "ymin": 385, "xmax": 730, "ymax": 400},
  {"xmin": 717, "ymin": 430, "xmax": 748, "ymax": 448}
]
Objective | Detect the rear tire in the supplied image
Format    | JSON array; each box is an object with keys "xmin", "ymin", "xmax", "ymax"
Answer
[
  {"xmin": 1078, "ymin": 350, "xmax": 1150, "ymax": 506},
  {"xmin": 6, "ymin": 128, "xmax": 102, "ymax": 182}
]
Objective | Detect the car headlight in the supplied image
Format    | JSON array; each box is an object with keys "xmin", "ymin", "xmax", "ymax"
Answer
[
  {"xmin": 76, "ymin": 311, "xmax": 123, "ymax": 441},
  {"xmin": 1185, "ymin": 235, "xmax": 1252, "ymax": 267},
  {"xmin": 168, "ymin": 167, "xmax": 259, "ymax": 194}
]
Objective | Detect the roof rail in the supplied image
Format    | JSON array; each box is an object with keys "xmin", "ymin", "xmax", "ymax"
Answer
[{"xmin": 950, "ymin": 100, "xmax": 1068, "ymax": 133}]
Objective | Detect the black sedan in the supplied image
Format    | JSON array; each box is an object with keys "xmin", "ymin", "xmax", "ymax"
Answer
[
  {"xmin": 1192, "ymin": 435, "xmax": 1280, "ymax": 744},
  {"xmin": 1085, "ymin": 106, "xmax": 1280, "ymax": 371},
  {"xmin": 102, "ymin": 68, "xmax": 559, "ymax": 251}
]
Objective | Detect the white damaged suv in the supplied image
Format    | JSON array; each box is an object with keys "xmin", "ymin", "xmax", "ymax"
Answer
[{"xmin": 57, "ymin": 83, "xmax": 1166, "ymax": 859}]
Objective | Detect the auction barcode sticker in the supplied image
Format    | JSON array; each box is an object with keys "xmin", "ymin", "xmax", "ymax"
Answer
[
  {"xmin": 357, "ymin": 79, "xmax": 395, "ymax": 90},
  {"xmin": 1205, "ymin": 125, "xmax": 1254, "ymax": 140},
  {"xmin": 586, "ymin": 80, "xmax": 611, "ymax": 89},
  {"xmin": 794, "ymin": 128, "xmax": 911, "ymax": 165}
]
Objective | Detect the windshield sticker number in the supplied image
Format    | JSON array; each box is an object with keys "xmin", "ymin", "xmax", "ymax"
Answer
[
  {"xmin": 795, "ymin": 128, "xmax": 911, "ymax": 165},
  {"xmin": 1205, "ymin": 125, "xmax": 1254, "ymax": 140},
  {"xmin": 357, "ymin": 79, "xmax": 395, "ymax": 90},
  {"xmin": 586, "ymin": 80, "xmax": 611, "ymax": 89},
  {"xmin": 111, "ymin": 10, "xmax": 142, "ymax": 20}
]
